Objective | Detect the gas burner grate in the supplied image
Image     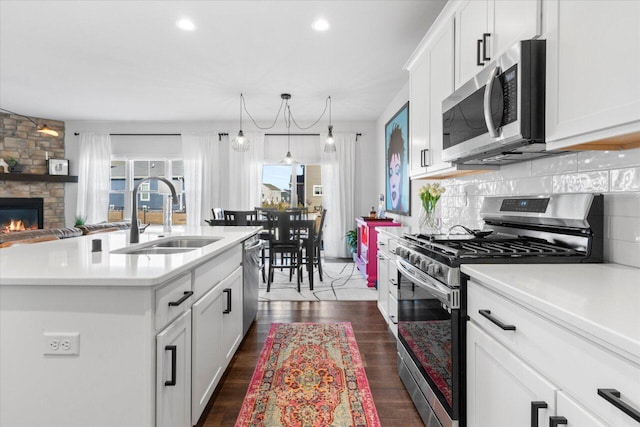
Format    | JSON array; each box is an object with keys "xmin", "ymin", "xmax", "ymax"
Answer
[{"xmin": 441, "ymin": 239, "xmax": 579, "ymax": 258}]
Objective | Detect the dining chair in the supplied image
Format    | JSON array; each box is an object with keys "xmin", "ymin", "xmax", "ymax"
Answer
[
  {"xmin": 266, "ymin": 210, "xmax": 304, "ymax": 292},
  {"xmin": 224, "ymin": 210, "xmax": 257, "ymax": 226},
  {"xmin": 303, "ymin": 208, "xmax": 327, "ymax": 281},
  {"xmin": 211, "ymin": 208, "xmax": 224, "ymax": 220}
]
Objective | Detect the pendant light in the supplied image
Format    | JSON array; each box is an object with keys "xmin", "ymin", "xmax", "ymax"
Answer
[
  {"xmin": 232, "ymin": 94, "xmax": 250, "ymax": 152},
  {"xmin": 0, "ymin": 108, "xmax": 59, "ymax": 137},
  {"xmin": 323, "ymin": 96, "xmax": 336, "ymax": 153},
  {"xmin": 282, "ymin": 104, "xmax": 297, "ymax": 164}
]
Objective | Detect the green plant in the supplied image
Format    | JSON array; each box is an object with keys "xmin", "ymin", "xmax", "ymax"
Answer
[
  {"xmin": 6, "ymin": 156, "xmax": 17, "ymax": 166},
  {"xmin": 345, "ymin": 229, "xmax": 357, "ymax": 253},
  {"xmin": 74, "ymin": 215, "xmax": 86, "ymax": 226}
]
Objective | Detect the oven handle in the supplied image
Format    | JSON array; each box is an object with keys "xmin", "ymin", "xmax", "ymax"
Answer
[{"xmin": 396, "ymin": 258, "xmax": 455, "ymax": 308}]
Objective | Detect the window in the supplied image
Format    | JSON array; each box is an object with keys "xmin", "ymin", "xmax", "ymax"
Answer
[
  {"xmin": 109, "ymin": 159, "xmax": 186, "ymax": 225},
  {"xmin": 261, "ymin": 164, "xmax": 322, "ymax": 212}
]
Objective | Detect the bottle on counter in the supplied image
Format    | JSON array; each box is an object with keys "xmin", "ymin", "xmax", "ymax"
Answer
[{"xmin": 369, "ymin": 206, "xmax": 376, "ymax": 219}]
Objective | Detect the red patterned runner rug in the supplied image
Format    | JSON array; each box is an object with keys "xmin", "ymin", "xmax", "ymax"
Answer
[{"xmin": 235, "ymin": 322, "xmax": 381, "ymax": 427}]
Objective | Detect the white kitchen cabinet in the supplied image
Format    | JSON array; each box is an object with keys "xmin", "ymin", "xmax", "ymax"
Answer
[
  {"xmin": 466, "ymin": 276, "xmax": 639, "ymax": 426},
  {"xmin": 408, "ymin": 16, "xmax": 455, "ymax": 178},
  {"xmin": 455, "ymin": 0, "xmax": 541, "ymax": 88},
  {"xmin": 376, "ymin": 231, "xmax": 399, "ymax": 337},
  {"xmin": 466, "ymin": 322, "xmax": 557, "ymax": 427},
  {"xmin": 221, "ymin": 267, "xmax": 243, "ymax": 364},
  {"xmin": 376, "ymin": 250, "xmax": 390, "ymax": 321},
  {"xmin": 192, "ymin": 261, "xmax": 243, "ymax": 425},
  {"xmin": 157, "ymin": 310, "xmax": 192, "ymax": 427},
  {"xmin": 408, "ymin": 45, "xmax": 430, "ymax": 177},
  {"xmin": 544, "ymin": 0, "xmax": 640, "ymax": 151}
]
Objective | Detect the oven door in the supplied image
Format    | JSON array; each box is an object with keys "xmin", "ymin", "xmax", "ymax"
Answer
[{"xmin": 396, "ymin": 258, "xmax": 462, "ymax": 427}]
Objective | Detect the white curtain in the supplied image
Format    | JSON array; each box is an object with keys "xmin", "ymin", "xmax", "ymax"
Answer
[
  {"xmin": 220, "ymin": 132, "xmax": 265, "ymax": 210},
  {"xmin": 321, "ymin": 132, "xmax": 356, "ymax": 258},
  {"xmin": 76, "ymin": 133, "xmax": 112, "ymax": 224},
  {"xmin": 182, "ymin": 133, "xmax": 217, "ymax": 226}
]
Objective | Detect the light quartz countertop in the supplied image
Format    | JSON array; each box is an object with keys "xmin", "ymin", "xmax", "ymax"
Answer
[
  {"xmin": 0, "ymin": 225, "xmax": 260, "ymax": 287},
  {"xmin": 461, "ymin": 263, "xmax": 640, "ymax": 364}
]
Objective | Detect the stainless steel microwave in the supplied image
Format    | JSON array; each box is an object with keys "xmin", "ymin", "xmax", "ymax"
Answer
[{"xmin": 442, "ymin": 39, "xmax": 547, "ymax": 165}]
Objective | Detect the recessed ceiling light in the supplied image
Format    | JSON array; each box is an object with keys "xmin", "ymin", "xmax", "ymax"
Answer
[
  {"xmin": 176, "ymin": 18, "xmax": 196, "ymax": 31},
  {"xmin": 312, "ymin": 19, "xmax": 330, "ymax": 32}
]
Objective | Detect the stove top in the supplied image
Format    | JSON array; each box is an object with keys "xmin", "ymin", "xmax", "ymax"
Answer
[{"xmin": 403, "ymin": 232, "xmax": 581, "ymax": 263}]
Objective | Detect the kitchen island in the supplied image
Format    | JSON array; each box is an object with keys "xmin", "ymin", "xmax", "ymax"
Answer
[{"xmin": 0, "ymin": 225, "xmax": 261, "ymax": 427}]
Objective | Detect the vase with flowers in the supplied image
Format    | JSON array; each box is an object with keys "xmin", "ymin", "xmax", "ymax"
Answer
[{"xmin": 418, "ymin": 183, "xmax": 445, "ymax": 233}]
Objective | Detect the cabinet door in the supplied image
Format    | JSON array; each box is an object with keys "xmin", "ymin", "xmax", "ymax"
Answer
[
  {"xmin": 221, "ymin": 267, "xmax": 243, "ymax": 364},
  {"xmin": 409, "ymin": 47, "xmax": 430, "ymax": 177},
  {"xmin": 455, "ymin": 0, "xmax": 489, "ymax": 88},
  {"xmin": 490, "ymin": 0, "xmax": 541, "ymax": 60},
  {"xmin": 377, "ymin": 252, "xmax": 389, "ymax": 321},
  {"xmin": 428, "ymin": 18, "xmax": 455, "ymax": 167},
  {"xmin": 545, "ymin": 0, "xmax": 640, "ymax": 147},
  {"xmin": 191, "ymin": 281, "xmax": 225, "ymax": 425},
  {"xmin": 555, "ymin": 391, "xmax": 606, "ymax": 427},
  {"xmin": 466, "ymin": 322, "xmax": 557, "ymax": 427},
  {"xmin": 156, "ymin": 310, "xmax": 192, "ymax": 427}
]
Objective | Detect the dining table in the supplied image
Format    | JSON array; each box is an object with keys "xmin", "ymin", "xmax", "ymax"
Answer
[{"xmin": 205, "ymin": 218, "xmax": 317, "ymax": 289}]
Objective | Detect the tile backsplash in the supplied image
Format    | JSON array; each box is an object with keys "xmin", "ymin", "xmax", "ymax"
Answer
[{"xmin": 403, "ymin": 149, "xmax": 640, "ymax": 268}]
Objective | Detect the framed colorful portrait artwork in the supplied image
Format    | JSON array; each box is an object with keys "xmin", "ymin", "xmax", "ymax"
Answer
[{"xmin": 385, "ymin": 101, "xmax": 410, "ymax": 216}]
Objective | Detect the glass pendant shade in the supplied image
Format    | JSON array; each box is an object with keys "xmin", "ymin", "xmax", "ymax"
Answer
[
  {"xmin": 232, "ymin": 129, "xmax": 250, "ymax": 152},
  {"xmin": 324, "ymin": 125, "xmax": 336, "ymax": 152},
  {"xmin": 284, "ymin": 151, "xmax": 293, "ymax": 164}
]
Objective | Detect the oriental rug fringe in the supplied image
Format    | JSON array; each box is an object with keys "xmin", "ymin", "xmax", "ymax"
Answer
[{"xmin": 235, "ymin": 322, "xmax": 381, "ymax": 427}]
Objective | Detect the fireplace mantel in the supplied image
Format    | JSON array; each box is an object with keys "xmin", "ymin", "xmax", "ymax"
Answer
[{"xmin": 0, "ymin": 173, "xmax": 78, "ymax": 183}]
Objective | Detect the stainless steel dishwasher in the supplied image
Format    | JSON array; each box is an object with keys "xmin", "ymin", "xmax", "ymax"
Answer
[{"xmin": 242, "ymin": 235, "xmax": 263, "ymax": 336}]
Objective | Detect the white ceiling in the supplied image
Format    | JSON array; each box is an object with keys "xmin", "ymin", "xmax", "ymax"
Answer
[{"xmin": 0, "ymin": 0, "xmax": 446, "ymax": 124}]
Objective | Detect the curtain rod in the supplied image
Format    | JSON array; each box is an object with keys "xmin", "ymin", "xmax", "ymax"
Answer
[
  {"xmin": 74, "ymin": 132, "xmax": 181, "ymax": 136},
  {"xmin": 74, "ymin": 131, "xmax": 363, "ymax": 141}
]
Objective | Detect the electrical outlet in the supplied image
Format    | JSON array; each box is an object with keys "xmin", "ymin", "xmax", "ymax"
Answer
[{"xmin": 43, "ymin": 332, "xmax": 79, "ymax": 355}]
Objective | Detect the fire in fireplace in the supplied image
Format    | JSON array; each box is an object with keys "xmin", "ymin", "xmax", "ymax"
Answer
[{"xmin": 0, "ymin": 198, "xmax": 44, "ymax": 233}]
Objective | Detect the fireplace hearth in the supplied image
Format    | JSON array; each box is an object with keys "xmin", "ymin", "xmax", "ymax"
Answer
[{"xmin": 0, "ymin": 198, "xmax": 44, "ymax": 233}]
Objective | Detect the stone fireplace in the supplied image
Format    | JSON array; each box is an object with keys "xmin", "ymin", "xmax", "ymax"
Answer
[
  {"xmin": 0, "ymin": 198, "xmax": 44, "ymax": 232},
  {"xmin": 0, "ymin": 113, "xmax": 66, "ymax": 228}
]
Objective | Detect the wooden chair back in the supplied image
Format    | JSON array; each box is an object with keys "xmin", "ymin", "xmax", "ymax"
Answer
[{"xmin": 224, "ymin": 210, "xmax": 257, "ymax": 226}]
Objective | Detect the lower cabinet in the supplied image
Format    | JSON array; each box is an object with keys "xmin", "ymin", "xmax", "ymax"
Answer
[
  {"xmin": 157, "ymin": 310, "xmax": 192, "ymax": 427},
  {"xmin": 191, "ymin": 266, "xmax": 243, "ymax": 425},
  {"xmin": 466, "ymin": 322, "xmax": 557, "ymax": 427},
  {"xmin": 466, "ymin": 278, "xmax": 638, "ymax": 427},
  {"xmin": 376, "ymin": 232, "xmax": 399, "ymax": 337}
]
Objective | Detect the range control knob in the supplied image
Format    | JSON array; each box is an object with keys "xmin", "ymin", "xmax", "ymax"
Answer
[
  {"xmin": 420, "ymin": 259, "xmax": 432, "ymax": 271},
  {"xmin": 409, "ymin": 253, "xmax": 419, "ymax": 264}
]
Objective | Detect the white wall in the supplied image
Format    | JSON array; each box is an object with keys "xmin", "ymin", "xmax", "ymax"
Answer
[{"xmin": 64, "ymin": 119, "xmax": 377, "ymax": 227}]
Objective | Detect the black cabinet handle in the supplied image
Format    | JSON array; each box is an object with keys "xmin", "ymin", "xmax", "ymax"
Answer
[
  {"xmin": 549, "ymin": 416, "xmax": 567, "ymax": 427},
  {"xmin": 531, "ymin": 401, "xmax": 548, "ymax": 427},
  {"xmin": 390, "ymin": 278, "xmax": 398, "ymax": 286},
  {"xmin": 479, "ymin": 309, "xmax": 516, "ymax": 331},
  {"xmin": 482, "ymin": 33, "xmax": 491, "ymax": 61},
  {"xmin": 164, "ymin": 345, "xmax": 177, "ymax": 386},
  {"xmin": 389, "ymin": 315, "xmax": 398, "ymax": 325},
  {"xmin": 598, "ymin": 388, "xmax": 640, "ymax": 422},
  {"xmin": 477, "ymin": 39, "xmax": 484, "ymax": 66},
  {"xmin": 168, "ymin": 291, "xmax": 193, "ymax": 307},
  {"xmin": 223, "ymin": 288, "xmax": 232, "ymax": 314}
]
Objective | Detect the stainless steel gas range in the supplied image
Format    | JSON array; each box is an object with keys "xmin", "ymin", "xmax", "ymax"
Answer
[{"xmin": 394, "ymin": 193, "xmax": 604, "ymax": 427}]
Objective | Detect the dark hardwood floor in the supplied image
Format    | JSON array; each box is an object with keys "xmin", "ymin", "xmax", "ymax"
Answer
[{"xmin": 195, "ymin": 300, "xmax": 424, "ymax": 427}]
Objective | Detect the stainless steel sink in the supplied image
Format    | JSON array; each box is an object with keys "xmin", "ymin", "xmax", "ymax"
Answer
[
  {"xmin": 125, "ymin": 247, "xmax": 195, "ymax": 255},
  {"xmin": 112, "ymin": 236, "xmax": 222, "ymax": 255},
  {"xmin": 153, "ymin": 237, "xmax": 221, "ymax": 248}
]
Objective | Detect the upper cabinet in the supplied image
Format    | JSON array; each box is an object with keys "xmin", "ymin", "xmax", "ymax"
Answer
[
  {"xmin": 543, "ymin": 0, "xmax": 640, "ymax": 151},
  {"xmin": 455, "ymin": 0, "xmax": 542, "ymax": 89},
  {"xmin": 408, "ymin": 17, "xmax": 455, "ymax": 178}
]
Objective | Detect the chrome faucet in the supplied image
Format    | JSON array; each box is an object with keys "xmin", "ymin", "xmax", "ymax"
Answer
[{"xmin": 130, "ymin": 176, "xmax": 178, "ymax": 243}]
